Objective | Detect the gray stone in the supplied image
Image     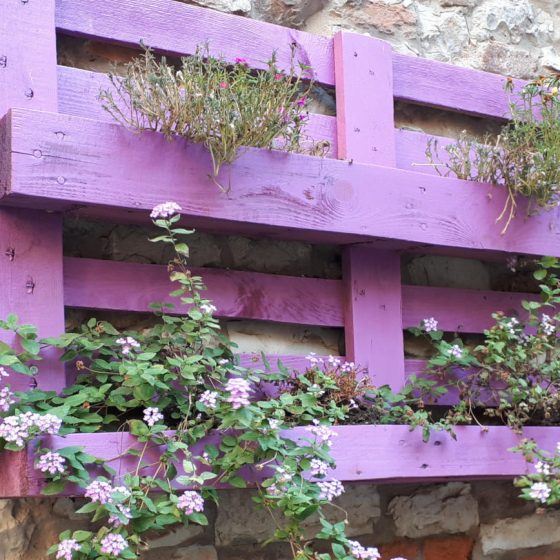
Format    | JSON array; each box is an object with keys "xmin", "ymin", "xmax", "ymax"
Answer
[
  {"xmin": 188, "ymin": 0, "xmax": 251, "ymax": 13},
  {"xmin": 147, "ymin": 524, "xmax": 205, "ymax": 549},
  {"xmin": 389, "ymin": 482, "xmax": 479, "ymax": 538},
  {"xmin": 480, "ymin": 511, "xmax": 560, "ymax": 555},
  {"xmin": 170, "ymin": 545, "xmax": 218, "ymax": 560},
  {"xmin": 215, "ymin": 485, "xmax": 380, "ymax": 546},
  {"xmin": 0, "ymin": 500, "xmax": 32, "ymax": 560}
]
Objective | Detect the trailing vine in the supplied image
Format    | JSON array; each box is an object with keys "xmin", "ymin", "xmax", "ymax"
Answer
[{"xmin": 0, "ymin": 203, "xmax": 407, "ymax": 560}]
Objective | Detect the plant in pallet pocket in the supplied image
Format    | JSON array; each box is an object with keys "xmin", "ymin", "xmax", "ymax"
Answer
[
  {"xmin": 0, "ymin": 203, "xmax": 404, "ymax": 560},
  {"xmin": 410, "ymin": 256, "xmax": 560, "ymax": 433},
  {"xmin": 408, "ymin": 257, "xmax": 560, "ymax": 509},
  {"xmin": 99, "ymin": 45, "xmax": 328, "ymax": 192},
  {"xmin": 426, "ymin": 75, "xmax": 560, "ymax": 233}
]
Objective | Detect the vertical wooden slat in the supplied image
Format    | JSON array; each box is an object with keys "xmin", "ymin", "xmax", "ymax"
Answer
[
  {"xmin": 335, "ymin": 32, "xmax": 405, "ymax": 389},
  {"xmin": 0, "ymin": 0, "xmax": 65, "ymax": 394},
  {"xmin": 0, "ymin": 0, "xmax": 58, "ymax": 117},
  {"xmin": 334, "ymin": 32, "xmax": 395, "ymax": 166}
]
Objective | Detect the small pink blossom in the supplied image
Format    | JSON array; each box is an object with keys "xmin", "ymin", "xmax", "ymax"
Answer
[
  {"xmin": 200, "ymin": 390, "xmax": 218, "ymax": 409},
  {"xmin": 116, "ymin": 336, "xmax": 140, "ymax": 355},
  {"xmin": 56, "ymin": 538, "xmax": 81, "ymax": 560},
  {"xmin": 295, "ymin": 97, "xmax": 307, "ymax": 107},
  {"xmin": 0, "ymin": 387, "xmax": 16, "ymax": 412},
  {"xmin": 423, "ymin": 317, "xmax": 438, "ymax": 333},
  {"xmin": 100, "ymin": 533, "xmax": 128, "ymax": 556},
  {"xmin": 177, "ymin": 490, "xmax": 205, "ymax": 515},
  {"xmin": 143, "ymin": 407, "xmax": 164, "ymax": 427},
  {"xmin": 348, "ymin": 540, "xmax": 381, "ymax": 560},
  {"xmin": 447, "ymin": 344, "xmax": 463, "ymax": 359},
  {"xmin": 234, "ymin": 57, "xmax": 247, "ymax": 64},
  {"xmin": 225, "ymin": 378, "xmax": 252, "ymax": 409},
  {"xmin": 85, "ymin": 480, "xmax": 113, "ymax": 505},
  {"xmin": 529, "ymin": 481, "xmax": 551, "ymax": 503},
  {"xmin": 219, "ymin": 81, "xmax": 229, "ymax": 89},
  {"xmin": 36, "ymin": 451, "xmax": 66, "ymax": 475},
  {"xmin": 150, "ymin": 201, "xmax": 182, "ymax": 220},
  {"xmin": 274, "ymin": 73, "xmax": 284, "ymax": 81},
  {"xmin": 317, "ymin": 479, "xmax": 344, "ymax": 501}
]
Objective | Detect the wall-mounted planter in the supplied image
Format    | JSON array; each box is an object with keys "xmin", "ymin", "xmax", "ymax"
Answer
[
  {"xmin": 1, "ymin": 424, "xmax": 558, "ymax": 498},
  {"xmin": 2, "ymin": 108, "xmax": 560, "ymax": 257}
]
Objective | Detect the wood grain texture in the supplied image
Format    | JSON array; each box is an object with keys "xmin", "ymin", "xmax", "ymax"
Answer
[
  {"xmin": 2, "ymin": 424, "xmax": 557, "ymax": 496},
  {"xmin": 0, "ymin": 0, "xmax": 58, "ymax": 116},
  {"xmin": 7, "ymin": 108, "xmax": 560, "ymax": 256},
  {"xmin": 343, "ymin": 249, "xmax": 405, "ymax": 388},
  {"xmin": 0, "ymin": 208, "xmax": 65, "ymax": 392},
  {"xmin": 63, "ymin": 257, "xmax": 534, "ymax": 334},
  {"xmin": 334, "ymin": 32, "xmax": 395, "ymax": 165},
  {"xmin": 55, "ymin": 0, "xmax": 334, "ymax": 85},
  {"xmin": 63, "ymin": 257, "xmax": 343, "ymax": 327},
  {"xmin": 56, "ymin": 65, "xmax": 337, "ymax": 158},
  {"xmin": 392, "ymin": 53, "xmax": 524, "ymax": 119}
]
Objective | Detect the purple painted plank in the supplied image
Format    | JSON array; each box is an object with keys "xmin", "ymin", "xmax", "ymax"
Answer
[
  {"xmin": 55, "ymin": 0, "xmax": 334, "ymax": 86},
  {"xmin": 334, "ymin": 33, "xmax": 395, "ymax": 165},
  {"xmin": 62, "ymin": 256, "xmax": 537, "ymax": 334},
  {"xmin": 63, "ymin": 257, "xmax": 344, "ymax": 327},
  {"xmin": 402, "ymin": 285, "xmax": 534, "ymax": 333},
  {"xmin": 7, "ymin": 109, "xmax": 560, "ymax": 256},
  {"xmin": 0, "ymin": 207, "xmax": 65, "ymax": 392},
  {"xmin": 343, "ymin": 249, "xmax": 405, "ymax": 389},
  {"xmin": 0, "ymin": 0, "xmax": 58, "ymax": 116},
  {"xmin": 56, "ymin": 65, "xmax": 337, "ymax": 158},
  {"xmin": 392, "ymin": 53, "xmax": 525, "ymax": 119},
  {"xmin": 395, "ymin": 128, "xmax": 454, "ymax": 175},
  {"xmin": 2, "ymin": 424, "xmax": 558, "ymax": 497}
]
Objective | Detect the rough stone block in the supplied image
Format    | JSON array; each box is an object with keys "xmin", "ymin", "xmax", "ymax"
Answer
[
  {"xmin": 480, "ymin": 511, "xmax": 560, "ymax": 555},
  {"xmin": 389, "ymin": 482, "xmax": 479, "ymax": 538}
]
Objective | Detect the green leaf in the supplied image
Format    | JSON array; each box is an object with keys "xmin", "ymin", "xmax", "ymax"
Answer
[{"xmin": 42, "ymin": 479, "xmax": 66, "ymax": 496}]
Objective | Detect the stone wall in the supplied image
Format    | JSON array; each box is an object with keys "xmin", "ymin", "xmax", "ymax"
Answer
[
  {"xmin": 3, "ymin": 1, "xmax": 560, "ymax": 559},
  {"xmin": 4, "ymin": 481, "xmax": 560, "ymax": 559}
]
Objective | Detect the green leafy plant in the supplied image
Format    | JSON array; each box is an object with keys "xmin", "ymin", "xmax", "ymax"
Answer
[
  {"xmin": 426, "ymin": 76, "xmax": 560, "ymax": 233},
  {"xmin": 0, "ymin": 202, "xmax": 410, "ymax": 560},
  {"xmin": 99, "ymin": 45, "xmax": 328, "ymax": 191},
  {"xmin": 409, "ymin": 256, "xmax": 560, "ymax": 434}
]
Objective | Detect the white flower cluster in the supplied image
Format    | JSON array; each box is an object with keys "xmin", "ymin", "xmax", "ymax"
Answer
[{"xmin": 0, "ymin": 412, "xmax": 62, "ymax": 447}]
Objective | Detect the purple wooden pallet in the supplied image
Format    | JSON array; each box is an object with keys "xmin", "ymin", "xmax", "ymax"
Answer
[{"xmin": 0, "ymin": 0, "xmax": 557, "ymax": 498}]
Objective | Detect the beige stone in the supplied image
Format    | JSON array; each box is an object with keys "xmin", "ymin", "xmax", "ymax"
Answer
[
  {"xmin": 480, "ymin": 511, "xmax": 560, "ymax": 555},
  {"xmin": 171, "ymin": 545, "xmax": 218, "ymax": 560},
  {"xmin": 215, "ymin": 485, "xmax": 380, "ymax": 546},
  {"xmin": 389, "ymin": 482, "xmax": 479, "ymax": 538}
]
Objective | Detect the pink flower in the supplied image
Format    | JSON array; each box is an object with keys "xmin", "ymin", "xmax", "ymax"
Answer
[
  {"xmin": 225, "ymin": 378, "xmax": 252, "ymax": 409},
  {"xmin": 234, "ymin": 57, "xmax": 247, "ymax": 64},
  {"xmin": 348, "ymin": 540, "xmax": 381, "ymax": 560},
  {"xmin": 100, "ymin": 533, "xmax": 128, "ymax": 556},
  {"xmin": 295, "ymin": 97, "xmax": 307, "ymax": 107},
  {"xmin": 219, "ymin": 82, "xmax": 229, "ymax": 89},
  {"xmin": 274, "ymin": 73, "xmax": 284, "ymax": 81},
  {"xmin": 36, "ymin": 451, "xmax": 66, "ymax": 475},
  {"xmin": 143, "ymin": 407, "xmax": 164, "ymax": 427},
  {"xmin": 177, "ymin": 490, "xmax": 205, "ymax": 515},
  {"xmin": 150, "ymin": 201, "xmax": 182, "ymax": 220},
  {"xmin": 56, "ymin": 539, "xmax": 81, "ymax": 560},
  {"xmin": 85, "ymin": 480, "xmax": 113, "ymax": 504}
]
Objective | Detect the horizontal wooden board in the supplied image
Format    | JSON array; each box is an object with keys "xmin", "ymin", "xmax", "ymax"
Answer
[
  {"xmin": 63, "ymin": 257, "xmax": 534, "ymax": 332},
  {"xmin": 63, "ymin": 257, "xmax": 344, "ymax": 327},
  {"xmin": 392, "ymin": 54, "xmax": 524, "ymax": 119},
  {"xmin": 55, "ymin": 0, "xmax": 335, "ymax": 85},
  {"xmin": 57, "ymin": 64, "xmax": 452, "ymax": 169},
  {"xmin": 54, "ymin": 0, "xmax": 519, "ymax": 117},
  {"xmin": 2, "ymin": 424, "xmax": 557, "ymax": 497},
  {"xmin": 6, "ymin": 108, "xmax": 560, "ymax": 256}
]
